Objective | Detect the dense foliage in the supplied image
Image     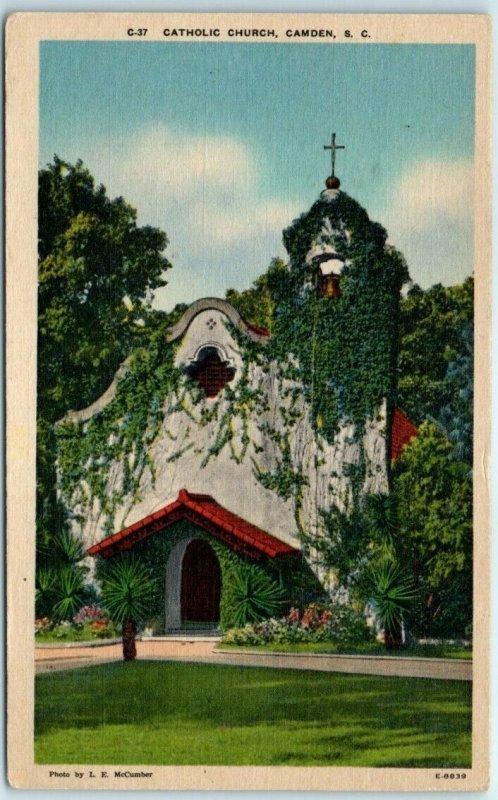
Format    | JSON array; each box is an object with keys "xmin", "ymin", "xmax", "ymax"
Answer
[
  {"xmin": 35, "ymin": 529, "xmax": 91, "ymax": 620},
  {"xmin": 37, "ymin": 158, "xmax": 172, "ymax": 617},
  {"xmin": 393, "ymin": 421, "xmax": 473, "ymax": 638},
  {"xmin": 222, "ymin": 601, "xmax": 373, "ymax": 646},
  {"xmin": 35, "ymin": 606, "xmax": 120, "ymax": 642},
  {"xmin": 38, "ymin": 156, "xmax": 171, "ymax": 422},
  {"xmin": 37, "ymin": 167, "xmax": 473, "ymax": 644},
  {"xmin": 225, "ymin": 258, "xmax": 286, "ymax": 333},
  {"xmin": 397, "ymin": 278, "xmax": 473, "ymax": 432},
  {"xmin": 437, "ymin": 321, "xmax": 473, "ymax": 466},
  {"xmin": 270, "ymin": 194, "xmax": 408, "ymax": 440},
  {"xmin": 56, "ymin": 322, "xmax": 181, "ymax": 535},
  {"xmin": 96, "ymin": 520, "xmax": 321, "ymax": 632}
]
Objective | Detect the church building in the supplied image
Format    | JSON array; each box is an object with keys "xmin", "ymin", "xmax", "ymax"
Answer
[{"xmin": 56, "ymin": 145, "xmax": 416, "ymax": 633}]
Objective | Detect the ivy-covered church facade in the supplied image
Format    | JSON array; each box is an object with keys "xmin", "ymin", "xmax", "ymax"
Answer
[{"xmin": 55, "ymin": 177, "xmax": 414, "ymax": 632}]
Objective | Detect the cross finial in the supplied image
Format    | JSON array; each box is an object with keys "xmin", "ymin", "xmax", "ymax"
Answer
[{"xmin": 323, "ymin": 132, "xmax": 345, "ymax": 178}]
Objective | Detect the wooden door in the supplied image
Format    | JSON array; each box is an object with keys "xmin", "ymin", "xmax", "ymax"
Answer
[{"xmin": 181, "ymin": 539, "xmax": 221, "ymax": 624}]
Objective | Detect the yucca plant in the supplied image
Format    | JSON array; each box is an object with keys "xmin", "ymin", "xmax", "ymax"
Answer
[
  {"xmin": 227, "ymin": 565, "xmax": 285, "ymax": 628},
  {"xmin": 366, "ymin": 559, "xmax": 417, "ymax": 649},
  {"xmin": 35, "ymin": 565, "xmax": 57, "ymax": 618},
  {"xmin": 52, "ymin": 565, "xmax": 87, "ymax": 622},
  {"xmin": 367, "ymin": 493, "xmax": 399, "ymax": 557},
  {"xmin": 100, "ymin": 556, "xmax": 153, "ymax": 661},
  {"xmin": 53, "ymin": 529, "xmax": 86, "ymax": 565},
  {"xmin": 36, "ymin": 527, "xmax": 89, "ymax": 621}
]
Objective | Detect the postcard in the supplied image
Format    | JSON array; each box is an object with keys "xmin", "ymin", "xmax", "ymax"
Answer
[{"xmin": 5, "ymin": 11, "xmax": 491, "ymax": 791}]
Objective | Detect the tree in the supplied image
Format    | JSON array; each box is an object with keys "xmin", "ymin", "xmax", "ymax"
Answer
[
  {"xmin": 393, "ymin": 421, "xmax": 472, "ymax": 638},
  {"xmin": 100, "ymin": 556, "xmax": 153, "ymax": 661},
  {"xmin": 397, "ymin": 277, "xmax": 473, "ymax": 426},
  {"xmin": 37, "ymin": 157, "xmax": 172, "ymax": 552},
  {"xmin": 437, "ymin": 321, "xmax": 473, "ymax": 466},
  {"xmin": 38, "ymin": 156, "xmax": 172, "ymax": 423},
  {"xmin": 225, "ymin": 258, "xmax": 287, "ymax": 333}
]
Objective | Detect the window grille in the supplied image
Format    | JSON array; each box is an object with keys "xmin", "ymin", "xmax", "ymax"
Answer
[{"xmin": 187, "ymin": 347, "xmax": 235, "ymax": 398}]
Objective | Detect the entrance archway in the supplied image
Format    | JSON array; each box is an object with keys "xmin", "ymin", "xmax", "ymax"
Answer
[{"xmin": 181, "ymin": 539, "xmax": 221, "ymax": 625}]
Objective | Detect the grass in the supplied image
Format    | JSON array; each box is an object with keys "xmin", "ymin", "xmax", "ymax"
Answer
[
  {"xmin": 35, "ymin": 630, "xmax": 119, "ymax": 644},
  {"xmin": 219, "ymin": 641, "xmax": 473, "ymax": 660},
  {"xmin": 35, "ymin": 661, "xmax": 471, "ymax": 767}
]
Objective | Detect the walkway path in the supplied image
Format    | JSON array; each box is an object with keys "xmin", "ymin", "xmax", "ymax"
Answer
[{"xmin": 35, "ymin": 638, "xmax": 472, "ymax": 681}]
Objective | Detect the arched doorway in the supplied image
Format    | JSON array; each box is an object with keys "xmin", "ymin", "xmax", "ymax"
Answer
[{"xmin": 180, "ymin": 539, "xmax": 221, "ymax": 625}]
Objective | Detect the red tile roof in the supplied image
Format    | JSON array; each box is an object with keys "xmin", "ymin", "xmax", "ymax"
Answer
[
  {"xmin": 87, "ymin": 489, "xmax": 298, "ymax": 560},
  {"xmin": 243, "ymin": 319, "xmax": 270, "ymax": 337},
  {"xmin": 391, "ymin": 408, "xmax": 418, "ymax": 460}
]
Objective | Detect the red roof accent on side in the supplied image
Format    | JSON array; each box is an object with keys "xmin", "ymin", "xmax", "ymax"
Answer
[
  {"xmin": 87, "ymin": 489, "xmax": 298, "ymax": 560},
  {"xmin": 243, "ymin": 319, "xmax": 270, "ymax": 337},
  {"xmin": 391, "ymin": 408, "xmax": 418, "ymax": 460}
]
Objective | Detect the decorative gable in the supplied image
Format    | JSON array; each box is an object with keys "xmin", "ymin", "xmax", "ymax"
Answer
[{"xmin": 87, "ymin": 489, "xmax": 299, "ymax": 561}]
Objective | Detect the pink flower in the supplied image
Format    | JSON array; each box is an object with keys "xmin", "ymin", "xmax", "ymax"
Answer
[{"xmin": 73, "ymin": 606, "xmax": 107, "ymax": 624}]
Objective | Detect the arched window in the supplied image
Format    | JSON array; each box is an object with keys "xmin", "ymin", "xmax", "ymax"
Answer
[
  {"xmin": 186, "ymin": 346, "xmax": 236, "ymax": 398},
  {"xmin": 314, "ymin": 254, "xmax": 344, "ymax": 299}
]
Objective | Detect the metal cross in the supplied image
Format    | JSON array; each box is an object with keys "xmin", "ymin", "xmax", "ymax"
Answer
[{"xmin": 323, "ymin": 132, "xmax": 345, "ymax": 177}]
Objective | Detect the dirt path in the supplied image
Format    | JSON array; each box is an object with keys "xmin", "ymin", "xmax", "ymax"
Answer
[{"xmin": 35, "ymin": 639, "xmax": 472, "ymax": 681}]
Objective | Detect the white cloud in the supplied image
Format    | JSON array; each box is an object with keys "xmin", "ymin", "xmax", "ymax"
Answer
[
  {"xmin": 380, "ymin": 159, "xmax": 474, "ymax": 288},
  {"xmin": 59, "ymin": 125, "xmax": 300, "ymax": 309},
  {"xmin": 45, "ymin": 131, "xmax": 472, "ymax": 305}
]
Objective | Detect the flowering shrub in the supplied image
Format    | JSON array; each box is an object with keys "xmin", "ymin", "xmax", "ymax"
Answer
[
  {"xmin": 73, "ymin": 606, "xmax": 108, "ymax": 624},
  {"xmin": 34, "ymin": 607, "xmax": 120, "ymax": 641},
  {"xmin": 223, "ymin": 625, "xmax": 268, "ymax": 647},
  {"xmin": 35, "ymin": 617, "xmax": 52, "ymax": 634},
  {"xmin": 222, "ymin": 602, "xmax": 372, "ymax": 647}
]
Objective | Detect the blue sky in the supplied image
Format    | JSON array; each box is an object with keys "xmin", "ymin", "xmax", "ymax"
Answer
[{"xmin": 40, "ymin": 41, "xmax": 475, "ymax": 310}]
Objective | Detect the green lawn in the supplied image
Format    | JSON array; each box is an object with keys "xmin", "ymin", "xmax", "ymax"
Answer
[
  {"xmin": 35, "ymin": 661, "xmax": 471, "ymax": 767},
  {"xmin": 35, "ymin": 632, "xmax": 120, "ymax": 644},
  {"xmin": 219, "ymin": 641, "xmax": 473, "ymax": 660}
]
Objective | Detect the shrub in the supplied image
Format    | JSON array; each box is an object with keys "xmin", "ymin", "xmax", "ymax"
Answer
[
  {"xmin": 222, "ymin": 564, "xmax": 286, "ymax": 628},
  {"xmin": 222, "ymin": 602, "xmax": 372, "ymax": 647},
  {"xmin": 222, "ymin": 625, "xmax": 266, "ymax": 647},
  {"xmin": 73, "ymin": 605, "xmax": 108, "ymax": 624},
  {"xmin": 34, "ymin": 611, "xmax": 120, "ymax": 641},
  {"xmin": 35, "ymin": 617, "xmax": 52, "ymax": 635}
]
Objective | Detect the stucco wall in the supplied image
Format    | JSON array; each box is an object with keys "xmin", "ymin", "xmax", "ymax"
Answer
[{"xmin": 62, "ymin": 302, "xmax": 388, "ymax": 575}]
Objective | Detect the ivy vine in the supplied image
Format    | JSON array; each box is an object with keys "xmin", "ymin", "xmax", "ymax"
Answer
[
  {"xmin": 56, "ymin": 189, "xmax": 408, "ymax": 593},
  {"xmin": 267, "ymin": 192, "xmax": 409, "ymax": 442},
  {"xmin": 96, "ymin": 519, "xmax": 320, "ymax": 630},
  {"xmin": 57, "ymin": 327, "xmax": 182, "ymax": 534}
]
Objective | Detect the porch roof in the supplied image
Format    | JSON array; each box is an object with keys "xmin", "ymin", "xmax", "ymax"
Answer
[{"xmin": 86, "ymin": 489, "xmax": 299, "ymax": 560}]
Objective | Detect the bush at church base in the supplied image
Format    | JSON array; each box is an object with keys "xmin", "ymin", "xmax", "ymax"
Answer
[{"xmin": 221, "ymin": 602, "xmax": 372, "ymax": 647}]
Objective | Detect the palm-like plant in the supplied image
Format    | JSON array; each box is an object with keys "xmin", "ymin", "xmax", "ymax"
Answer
[
  {"xmin": 100, "ymin": 556, "xmax": 153, "ymax": 661},
  {"xmin": 367, "ymin": 559, "xmax": 417, "ymax": 649},
  {"xmin": 36, "ymin": 562, "xmax": 87, "ymax": 621},
  {"xmin": 53, "ymin": 529, "xmax": 86, "ymax": 565},
  {"xmin": 35, "ymin": 566, "xmax": 57, "ymax": 618},
  {"xmin": 52, "ymin": 565, "xmax": 87, "ymax": 621},
  {"xmin": 36, "ymin": 528, "xmax": 89, "ymax": 620},
  {"xmin": 367, "ymin": 494, "xmax": 398, "ymax": 556},
  {"xmin": 228, "ymin": 565, "xmax": 285, "ymax": 628}
]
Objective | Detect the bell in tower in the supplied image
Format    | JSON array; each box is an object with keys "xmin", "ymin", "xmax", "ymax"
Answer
[{"xmin": 314, "ymin": 253, "xmax": 344, "ymax": 298}]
